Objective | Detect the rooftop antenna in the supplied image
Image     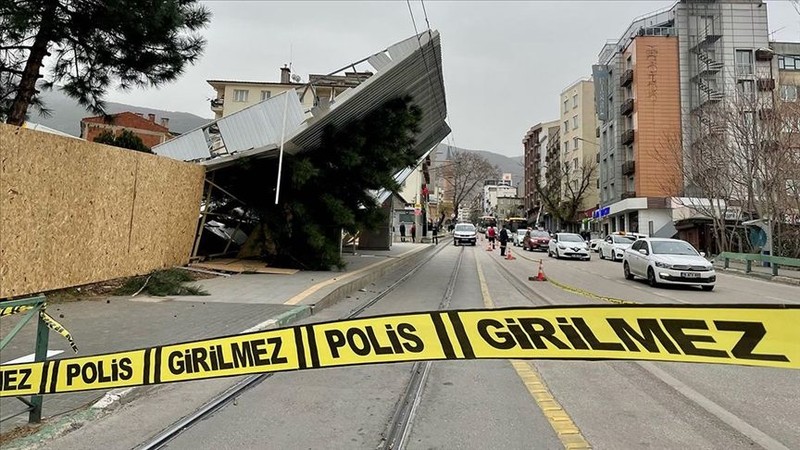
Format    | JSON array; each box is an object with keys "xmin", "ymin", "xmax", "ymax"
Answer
[{"xmin": 275, "ymin": 44, "xmax": 293, "ymax": 205}]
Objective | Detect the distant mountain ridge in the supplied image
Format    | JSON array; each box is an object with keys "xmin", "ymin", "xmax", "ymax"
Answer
[
  {"xmin": 435, "ymin": 143, "xmax": 523, "ymax": 187},
  {"xmin": 29, "ymin": 90, "xmax": 212, "ymax": 137}
]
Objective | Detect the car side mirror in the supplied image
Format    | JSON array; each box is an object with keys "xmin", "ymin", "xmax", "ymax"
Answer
[
  {"xmin": 700, "ymin": 251, "xmax": 706, "ymax": 257},
  {"xmin": 638, "ymin": 249, "xmax": 648, "ymax": 255}
]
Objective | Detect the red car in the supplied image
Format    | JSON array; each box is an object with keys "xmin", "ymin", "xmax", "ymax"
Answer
[{"xmin": 523, "ymin": 230, "xmax": 551, "ymax": 251}]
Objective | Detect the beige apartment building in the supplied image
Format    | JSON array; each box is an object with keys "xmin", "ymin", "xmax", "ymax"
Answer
[
  {"xmin": 208, "ymin": 67, "xmax": 371, "ymax": 119},
  {"xmin": 559, "ymin": 78, "xmax": 600, "ymax": 223}
]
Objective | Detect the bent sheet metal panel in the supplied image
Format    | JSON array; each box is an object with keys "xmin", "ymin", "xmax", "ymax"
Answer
[{"xmin": 151, "ymin": 31, "xmax": 448, "ymax": 172}]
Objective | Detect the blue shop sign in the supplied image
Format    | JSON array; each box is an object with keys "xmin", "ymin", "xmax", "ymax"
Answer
[{"xmin": 593, "ymin": 207, "xmax": 611, "ymax": 219}]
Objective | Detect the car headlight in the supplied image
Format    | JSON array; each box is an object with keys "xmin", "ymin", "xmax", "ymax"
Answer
[
  {"xmin": 654, "ymin": 261, "xmax": 671, "ymax": 269},
  {"xmin": 558, "ymin": 244, "xmax": 566, "ymax": 249}
]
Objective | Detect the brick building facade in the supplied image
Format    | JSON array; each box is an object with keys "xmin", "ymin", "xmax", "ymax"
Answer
[{"xmin": 80, "ymin": 112, "xmax": 172, "ymax": 149}]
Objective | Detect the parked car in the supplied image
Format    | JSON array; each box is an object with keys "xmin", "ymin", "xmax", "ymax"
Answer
[
  {"xmin": 598, "ymin": 234, "xmax": 637, "ymax": 261},
  {"xmin": 512, "ymin": 229, "xmax": 527, "ymax": 247},
  {"xmin": 622, "ymin": 238, "xmax": 716, "ymax": 291},
  {"xmin": 523, "ymin": 230, "xmax": 551, "ymax": 251},
  {"xmin": 453, "ymin": 223, "xmax": 477, "ymax": 246},
  {"xmin": 548, "ymin": 233, "xmax": 591, "ymax": 260},
  {"xmin": 589, "ymin": 238, "xmax": 603, "ymax": 253}
]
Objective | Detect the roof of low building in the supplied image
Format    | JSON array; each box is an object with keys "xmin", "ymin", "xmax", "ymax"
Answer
[{"xmin": 81, "ymin": 111, "xmax": 170, "ymax": 133}]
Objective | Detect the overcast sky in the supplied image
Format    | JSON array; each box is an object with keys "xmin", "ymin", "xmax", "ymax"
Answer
[{"xmin": 101, "ymin": 1, "xmax": 800, "ymax": 157}]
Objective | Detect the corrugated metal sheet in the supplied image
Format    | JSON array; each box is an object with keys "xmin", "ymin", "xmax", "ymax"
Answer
[
  {"xmin": 216, "ymin": 91, "xmax": 304, "ymax": 154},
  {"xmin": 152, "ymin": 128, "xmax": 209, "ymax": 160},
  {"xmin": 373, "ymin": 142, "xmax": 442, "ymax": 205},
  {"xmin": 156, "ymin": 31, "xmax": 448, "ymax": 172}
]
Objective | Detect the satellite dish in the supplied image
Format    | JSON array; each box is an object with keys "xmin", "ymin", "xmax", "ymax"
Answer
[{"xmin": 291, "ymin": 74, "xmax": 301, "ymax": 83}]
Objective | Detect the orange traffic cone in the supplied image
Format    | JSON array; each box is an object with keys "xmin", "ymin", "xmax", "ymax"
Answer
[
  {"xmin": 506, "ymin": 248, "xmax": 516, "ymax": 260},
  {"xmin": 529, "ymin": 259, "xmax": 546, "ymax": 281}
]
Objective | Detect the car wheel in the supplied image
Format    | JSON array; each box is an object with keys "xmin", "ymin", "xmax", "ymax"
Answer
[
  {"xmin": 624, "ymin": 262, "xmax": 634, "ymax": 280},
  {"xmin": 701, "ymin": 285, "xmax": 714, "ymax": 291},
  {"xmin": 453, "ymin": 241, "xmax": 458, "ymax": 246},
  {"xmin": 647, "ymin": 267, "xmax": 659, "ymax": 287},
  {"xmin": 548, "ymin": 249, "xmax": 553, "ymax": 257},
  {"xmin": 599, "ymin": 249, "xmax": 604, "ymax": 260},
  {"xmin": 611, "ymin": 252, "xmax": 617, "ymax": 262},
  {"xmin": 555, "ymin": 249, "xmax": 561, "ymax": 259}
]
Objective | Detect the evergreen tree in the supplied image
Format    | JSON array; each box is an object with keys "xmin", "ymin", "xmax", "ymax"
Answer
[
  {"xmin": 1, "ymin": 0, "xmax": 210, "ymax": 125},
  {"xmin": 94, "ymin": 129, "xmax": 151, "ymax": 153}
]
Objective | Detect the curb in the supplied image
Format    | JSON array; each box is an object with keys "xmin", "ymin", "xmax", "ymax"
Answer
[
  {"xmin": 714, "ymin": 266, "xmax": 800, "ymax": 286},
  {"xmin": 311, "ymin": 245, "xmax": 433, "ymax": 312}
]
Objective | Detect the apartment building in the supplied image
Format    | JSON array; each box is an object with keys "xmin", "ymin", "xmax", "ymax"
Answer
[
  {"xmin": 208, "ymin": 67, "xmax": 372, "ymax": 119},
  {"xmin": 80, "ymin": 112, "xmax": 172, "ymax": 148},
  {"xmin": 522, "ymin": 120, "xmax": 558, "ymax": 223},
  {"xmin": 559, "ymin": 78, "xmax": 600, "ymax": 227},
  {"xmin": 482, "ymin": 176, "xmax": 516, "ymax": 216},
  {"xmin": 592, "ymin": 0, "xmax": 774, "ymax": 238}
]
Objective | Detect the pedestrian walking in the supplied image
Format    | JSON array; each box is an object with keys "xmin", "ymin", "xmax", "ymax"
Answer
[
  {"xmin": 487, "ymin": 225, "xmax": 496, "ymax": 249},
  {"xmin": 399, "ymin": 223, "xmax": 406, "ymax": 242},
  {"xmin": 431, "ymin": 222, "xmax": 439, "ymax": 244},
  {"xmin": 499, "ymin": 225, "xmax": 509, "ymax": 256},
  {"xmin": 410, "ymin": 224, "xmax": 416, "ymax": 243}
]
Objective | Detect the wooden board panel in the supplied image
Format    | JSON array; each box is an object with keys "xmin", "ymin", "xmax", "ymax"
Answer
[
  {"xmin": 0, "ymin": 124, "xmax": 205, "ymax": 298},
  {"xmin": 191, "ymin": 259, "xmax": 298, "ymax": 275}
]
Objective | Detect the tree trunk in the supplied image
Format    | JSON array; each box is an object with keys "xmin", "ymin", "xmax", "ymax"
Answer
[{"xmin": 6, "ymin": 0, "xmax": 58, "ymax": 126}]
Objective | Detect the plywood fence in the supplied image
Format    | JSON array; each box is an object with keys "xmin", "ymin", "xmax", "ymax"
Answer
[{"xmin": 0, "ymin": 124, "xmax": 204, "ymax": 298}]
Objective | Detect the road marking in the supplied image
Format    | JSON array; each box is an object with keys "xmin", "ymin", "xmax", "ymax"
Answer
[
  {"xmin": 475, "ymin": 255, "xmax": 592, "ymax": 450},
  {"xmin": 283, "ymin": 246, "xmax": 428, "ymax": 305},
  {"xmin": 2, "ymin": 350, "xmax": 63, "ymax": 365}
]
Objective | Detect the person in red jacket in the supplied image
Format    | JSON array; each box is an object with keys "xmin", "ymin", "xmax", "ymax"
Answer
[
  {"xmin": 487, "ymin": 225, "xmax": 496, "ymax": 249},
  {"xmin": 410, "ymin": 223, "xmax": 416, "ymax": 243}
]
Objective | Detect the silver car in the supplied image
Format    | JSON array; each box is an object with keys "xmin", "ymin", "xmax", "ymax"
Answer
[
  {"xmin": 453, "ymin": 223, "xmax": 477, "ymax": 246},
  {"xmin": 548, "ymin": 233, "xmax": 591, "ymax": 260},
  {"xmin": 623, "ymin": 238, "xmax": 716, "ymax": 291}
]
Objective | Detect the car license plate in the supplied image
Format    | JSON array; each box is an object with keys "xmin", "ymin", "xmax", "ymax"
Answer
[{"xmin": 681, "ymin": 272, "xmax": 700, "ymax": 278}]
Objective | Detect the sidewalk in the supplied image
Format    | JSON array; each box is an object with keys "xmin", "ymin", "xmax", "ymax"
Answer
[
  {"xmin": 0, "ymin": 242, "xmax": 431, "ymax": 434},
  {"xmin": 713, "ymin": 259, "xmax": 800, "ymax": 286}
]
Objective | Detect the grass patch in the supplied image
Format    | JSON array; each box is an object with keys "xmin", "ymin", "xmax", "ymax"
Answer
[{"xmin": 115, "ymin": 269, "xmax": 209, "ymax": 297}]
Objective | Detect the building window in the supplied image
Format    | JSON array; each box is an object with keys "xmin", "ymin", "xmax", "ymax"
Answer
[
  {"xmin": 573, "ymin": 137, "xmax": 579, "ymax": 150},
  {"xmin": 735, "ymin": 49, "xmax": 753, "ymax": 77},
  {"xmin": 737, "ymin": 80, "xmax": 755, "ymax": 101},
  {"xmin": 781, "ymin": 85, "xmax": 798, "ymax": 102},
  {"xmin": 563, "ymin": 99, "xmax": 569, "ymax": 113},
  {"xmin": 564, "ymin": 120, "xmax": 569, "ymax": 133},
  {"xmin": 572, "ymin": 115, "xmax": 579, "ymax": 130},
  {"xmin": 572, "ymin": 157, "xmax": 579, "ymax": 170},
  {"xmin": 260, "ymin": 90, "xmax": 272, "ymax": 101},
  {"xmin": 564, "ymin": 141, "xmax": 569, "ymax": 152},
  {"xmin": 572, "ymin": 94, "xmax": 578, "ymax": 108},
  {"xmin": 233, "ymin": 89, "xmax": 249, "ymax": 102},
  {"xmin": 778, "ymin": 56, "xmax": 800, "ymax": 70}
]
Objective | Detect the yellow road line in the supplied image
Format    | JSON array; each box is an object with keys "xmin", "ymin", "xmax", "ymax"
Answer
[
  {"xmin": 476, "ymin": 253, "xmax": 592, "ymax": 450},
  {"xmin": 284, "ymin": 246, "xmax": 427, "ymax": 305},
  {"xmin": 513, "ymin": 251, "xmax": 635, "ymax": 305}
]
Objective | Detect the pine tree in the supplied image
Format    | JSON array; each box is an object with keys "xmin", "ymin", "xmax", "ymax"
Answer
[{"xmin": 1, "ymin": 0, "xmax": 210, "ymax": 125}]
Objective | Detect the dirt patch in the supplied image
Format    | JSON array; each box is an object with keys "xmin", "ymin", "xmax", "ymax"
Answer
[
  {"xmin": 19, "ymin": 268, "xmax": 219, "ymax": 304},
  {"xmin": 0, "ymin": 422, "xmax": 44, "ymax": 447}
]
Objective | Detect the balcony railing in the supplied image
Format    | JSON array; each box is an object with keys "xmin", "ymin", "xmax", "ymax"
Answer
[
  {"xmin": 620, "ymin": 69, "xmax": 634, "ymax": 87},
  {"xmin": 621, "ymin": 129, "xmax": 635, "ymax": 145},
  {"xmin": 622, "ymin": 160, "xmax": 635, "ymax": 175},
  {"xmin": 210, "ymin": 98, "xmax": 224, "ymax": 110},
  {"xmin": 621, "ymin": 191, "xmax": 637, "ymax": 199},
  {"xmin": 620, "ymin": 98, "xmax": 634, "ymax": 116},
  {"xmin": 757, "ymin": 78, "xmax": 775, "ymax": 91}
]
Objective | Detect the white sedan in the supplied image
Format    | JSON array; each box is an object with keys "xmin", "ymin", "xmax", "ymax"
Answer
[
  {"xmin": 512, "ymin": 229, "xmax": 527, "ymax": 246},
  {"xmin": 548, "ymin": 233, "xmax": 591, "ymax": 260},
  {"xmin": 622, "ymin": 238, "xmax": 716, "ymax": 291},
  {"xmin": 598, "ymin": 234, "xmax": 637, "ymax": 261}
]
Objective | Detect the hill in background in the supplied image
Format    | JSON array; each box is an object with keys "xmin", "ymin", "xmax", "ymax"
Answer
[
  {"xmin": 29, "ymin": 90, "xmax": 212, "ymax": 137},
  {"xmin": 435, "ymin": 143, "xmax": 523, "ymax": 187}
]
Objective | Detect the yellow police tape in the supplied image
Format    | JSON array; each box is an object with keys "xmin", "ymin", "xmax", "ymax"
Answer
[
  {"xmin": 546, "ymin": 277, "xmax": 636, "ymax": 305},
  {"xmin": 0, "ymin": 304, "xmax": 78, "ymax": 353},
  {"xmin": 2, "ymin": 305, "xmax": 798, "ymax": 397}
]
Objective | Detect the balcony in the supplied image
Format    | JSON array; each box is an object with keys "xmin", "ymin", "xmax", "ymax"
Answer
[
  {"xmin": 622, "ymin": 160, "xmax": 635, "ymax": 175},
  {"xmin": 621, "ymin": 191, "xmax": 637, "ymax": 199},
  {"xmin": 621, "ymin": 129, "xmax": 635, "ymax": 145},
  {"xmin": 755, "ymin": 48, "xmax": 774, "ymax": 61},
  {"xmin": 620, "ymin": 69, "xmax": 633, "ymax": 88},
  {"xmin": 210, "ymin": 98, "xmax": 224, "ymax": 112},
  {"xmin": 757, "ymin": 78, "xmax": 775, "ymax": 91},
  {"xmin": 620, "ymin": 98, "xmax": 634, "ymax": 116}
]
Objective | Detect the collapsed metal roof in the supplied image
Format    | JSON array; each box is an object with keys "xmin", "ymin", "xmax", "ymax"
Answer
[{"xmin": 153, "ymin": 31, "xmax": 450, "ymax": 172}]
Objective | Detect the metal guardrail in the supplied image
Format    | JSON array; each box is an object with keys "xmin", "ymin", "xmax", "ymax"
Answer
[
  {"xmin": 0, "ymin": 295, "xmax": 50, "ymax": 423},
  {"xmin": 717, "ymin": 252, "xmax": 800, "ymax": 277}
]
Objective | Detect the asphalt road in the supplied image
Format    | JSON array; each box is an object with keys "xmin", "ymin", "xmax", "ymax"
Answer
[{"xmin": 157, "ymin": 243, "xmax": 800, "ymax": 450}]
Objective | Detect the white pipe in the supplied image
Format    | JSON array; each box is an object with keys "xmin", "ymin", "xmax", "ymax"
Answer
[{"xmin": 274, "ymin": 89, "xmax": 291, "ymax": 205}]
